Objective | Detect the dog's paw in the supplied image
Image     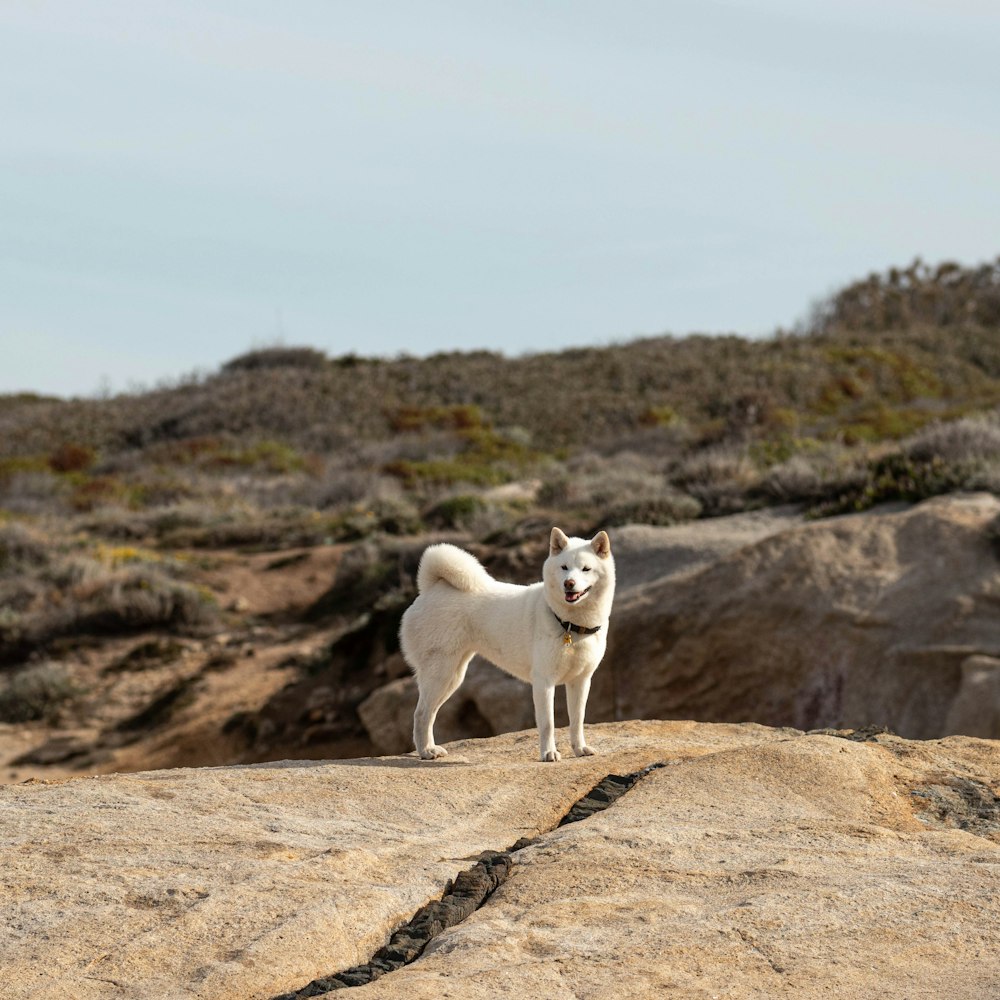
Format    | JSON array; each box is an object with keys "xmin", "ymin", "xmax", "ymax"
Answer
[
  {"xmin": 418, "ymin": 745, "xmax": 448, "ymax": 760},
  {"xmin": 573, "ymin": 745, "xmax": 596, "ymax": 757},
  {"xmin": 540, "ymin": 749, "xmax": 562, "ymax": 763}
]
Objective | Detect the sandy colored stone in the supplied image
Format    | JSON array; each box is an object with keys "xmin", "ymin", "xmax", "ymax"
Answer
[
  {"xmin": 358, "ymin": 731, "xmax": 1000, "ymax": 1000},
  {"xmin": 0, "ymin": 720, "xmax": 784, "ymax": 1000},
  {"xmin": 608, "ymin": 493, "xmax": 1000, "ymax": 738},
  {"xmin": 609, "ymin": 505, "xmax": 804, "ymax": 589},
  {"xmin": 2, "ymin": 721, "xmax": 999, "ymax": 1000}
]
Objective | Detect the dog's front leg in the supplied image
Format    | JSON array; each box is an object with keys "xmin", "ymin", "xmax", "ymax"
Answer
[
  {"xmin": 566, "ymin": 674, "xmax": 595, "ymax": 756},
  {"xmin": 532, "ymin": 680, "xmax": 560, "ymax": 762}
]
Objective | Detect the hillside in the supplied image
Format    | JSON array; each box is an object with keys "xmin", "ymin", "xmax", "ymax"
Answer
[{"xmin": 2, "ymin": 260, "xmax": 1000, "ymax": 540}]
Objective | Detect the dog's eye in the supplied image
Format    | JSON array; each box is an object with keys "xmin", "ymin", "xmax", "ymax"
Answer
[
  {"xmin": 582, "ymin": 566, "xmax": 592, "ymax": 573},
  {"xmin": 561, "ymin": 565, "xmax": 568, "ymax": 571}
]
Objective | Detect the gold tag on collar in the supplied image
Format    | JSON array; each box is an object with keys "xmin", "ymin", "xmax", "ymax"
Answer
[{"xmin": 562, "ymin": 632, "xmax": 573, "ymax": 647}]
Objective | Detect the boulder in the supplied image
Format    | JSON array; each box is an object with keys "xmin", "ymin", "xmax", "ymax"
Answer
[
  {"xmin": 359, "ymin": 665, "xmax": 534, "ymax": 756},
  {"xmin": 607, "ymin": 493, "xmax": 1000, "ymax": 738}
]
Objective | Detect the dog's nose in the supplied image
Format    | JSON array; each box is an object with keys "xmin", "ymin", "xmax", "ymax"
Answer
[{"xmin": 564, "ymin": 579, "xmax": 576, "ymax": 591}]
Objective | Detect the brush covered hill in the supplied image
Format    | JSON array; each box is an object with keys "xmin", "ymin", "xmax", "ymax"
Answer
[
  {"xmin": 3, "ymin": 258, "xmax": 1000, "ymax": 534},
  {"xmin": 1, "ymin": 257, "xmax": 1000, "ymax": 780}
]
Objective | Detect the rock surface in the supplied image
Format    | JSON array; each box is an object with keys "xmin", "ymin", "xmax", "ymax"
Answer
[
  {"xmin": 2, "ymin": 720, "xmax": 1000, "ymax": 999},
  {"xmin": 361, "ymin": 494, "xmax": 1000, "ymax": 751},
  {"xmin": 608, "ymin": 492, "xmax": 1000, "ymax": 739}
]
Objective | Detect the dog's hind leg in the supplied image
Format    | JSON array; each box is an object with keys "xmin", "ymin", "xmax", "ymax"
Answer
[{"xmin": 413, "ymin": 654, "xmax": 473, "ymax": 760}]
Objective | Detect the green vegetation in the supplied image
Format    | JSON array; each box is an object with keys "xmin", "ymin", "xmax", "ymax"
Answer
[{"xmin": 808, "ymin": 454, "xmax": 976, "ymax": 517}]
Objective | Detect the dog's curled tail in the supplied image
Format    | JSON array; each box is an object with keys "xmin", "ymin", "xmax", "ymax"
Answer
[{"xmin": 416, "ymin": 543, "xmax": 493, "ymax": 595}]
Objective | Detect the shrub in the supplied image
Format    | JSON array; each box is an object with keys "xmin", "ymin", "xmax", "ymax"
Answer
[
  {"xmin": 0, "ymin": 606, "xmax": 25, "ymax": 654},
  {"xmin": 10, "ymin": 566, "xmax": 219, "ymax": 655},
  {"xmin": 389, "ymin": 404, "xmax": 485, "ymax": 433},
  {"xmin": 424, "ymin": 494, "xmax": 487, "ymax": 530},
  {"xmin": 638, "ymin": 405, "xmax": 681, "ymax": 427},
  {"xmin": 905, "ymin": 415, "xmax": 1000, "ymax": 464},
  {"xmin": 0, "ymin": 470, "xmax": 70, "ymax": 517},
  {"xmin": 69, "ymin": 566, "xmax": 217, "ymax": 632},
  {"xmin": 48, "ymin": 443, "xmax": 97, "ymax": 473},
  {"xmin": 0, "ymin": 455, "xmax": 49, "ymax": 479},
  {"xmin": 306, "ymin": 539, "xmax": 403, "ymax": 622},
  {"xmin": 309, "ymin": 468, "xmax": 382, "ymax": 509},
  {"xmin": 331, "ymin": 498, "xmax": 424, "ymax": 541},
  {"xmin": 0, "ymin": 662, "xmax": 81, "ymax": 723},
  {"xmin": 672, "ymin": 445, "xmax": 764, "ymax": 516},
  {"xmin": 0, "ymin": 522, "xmax": 49, "ymax": 572},
  {"xmin": 759, "ymin": 450, "xmax": 868, "ymax": 506},
  {"xmin": 204, "ymin": 440, "xmax": 307, "ymax": 474},
  {"xmin": 69, "ymin": 474, "xmax": 136, "ymax": 512},
  {"xmin": 600, "ymin": 493, "xmax": 702, "ymax": 528},
  {"xmin": 809, "ymin": 257, "xmax": 1000, "ymax": 333},
  {"xmin": 221, "ymin": 346, "xmax": 329, "ymax": 372},
  {"xmin": 809, "ymin": 453, "xmax": 973, "ymax": 517},
  {"xmin": 836, "ymin": 404, "xmax": 934, "ymax": 445},
  {"xmin": 537, "ymin": 452, "xmax": 667, "ymax": 509},
  {"xmin": 157, "ymin": 511, "xmax": 331, "ymax": 550},
  {"xmin": 385, "ymin": 455, "xmax": 510, "ymax": 489}
]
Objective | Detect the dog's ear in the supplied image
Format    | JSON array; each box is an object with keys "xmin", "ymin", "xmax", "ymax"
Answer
[
  {"xmin": 591, "ymin": 530, "xmax": 612, "ymax": 559},
  {"xmin": 550, "ymin": 527, "xmax": 570, "ymax": 555}
]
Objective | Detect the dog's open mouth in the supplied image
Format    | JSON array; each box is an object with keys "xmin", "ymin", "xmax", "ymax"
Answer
[{"xmin": 564, "ymin": 586, "xmax": 592, "ymax": 604}]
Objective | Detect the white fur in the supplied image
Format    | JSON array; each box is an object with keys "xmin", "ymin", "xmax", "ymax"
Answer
[{"xmin": 399, "ymin": 527, "xmax": 615, "ymax": 762}]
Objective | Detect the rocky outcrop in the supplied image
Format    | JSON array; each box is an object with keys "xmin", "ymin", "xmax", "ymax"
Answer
[
  {"xmin": 360, "ymin": 495, "xmax": 1000, "ymax": 752},
  {"xmin": 2, "ymin": 720, "xmax": 999, "ymax": 999},
  {"xmin": 607, "ymin": 492, "xmax": 1000, "ymax": 738}
]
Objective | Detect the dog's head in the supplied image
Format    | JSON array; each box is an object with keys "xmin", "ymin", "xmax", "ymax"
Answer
[{"xmin": 543, "ymin": 527, "xmax": 615, "ymax": 620}]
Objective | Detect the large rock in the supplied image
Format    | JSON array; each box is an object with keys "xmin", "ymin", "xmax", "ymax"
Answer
[
  {"xmin": 608, "ymin": 492, "xmax": 1000, "ymax": 738},
  {"xmin": 359, "ymin": 662, "xmax": 535, "ymax": 756},
  {"xmin": 2, "ymin": 721, "xmax": 999, "ymax": 999},
  {"xmin": 360, "ymin": 495, "xmax": 1000, "ymax": 752}
]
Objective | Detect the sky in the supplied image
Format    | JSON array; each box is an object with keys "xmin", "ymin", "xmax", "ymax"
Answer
[{"xmin": 2, "ymin": 1, "xmax": 1000, "ymax": 398}]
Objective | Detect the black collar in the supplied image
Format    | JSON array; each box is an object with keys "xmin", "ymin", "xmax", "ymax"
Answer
[{"xmin": 552, "ymin": 611, "xmax": 602, "ymax": 636}]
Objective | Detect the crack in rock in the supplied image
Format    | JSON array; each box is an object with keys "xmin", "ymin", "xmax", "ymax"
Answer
[
  {"xmin": 556, "ymin": 762, "xmax": 665, "ymax": 828},
  {"xmin": 271, "ymin": 761, "xmax": 665, "ymax": 998}
]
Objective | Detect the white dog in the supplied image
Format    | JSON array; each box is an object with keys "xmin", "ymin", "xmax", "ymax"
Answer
[{"xmin": 399, "ymin": 527, "xmax": 615, "ymax": 762}]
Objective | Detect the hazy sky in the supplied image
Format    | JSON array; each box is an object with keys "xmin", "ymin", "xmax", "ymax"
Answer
[{"xmin": 3, "ymin": 1, "xmax": 999, "ymax": 397}]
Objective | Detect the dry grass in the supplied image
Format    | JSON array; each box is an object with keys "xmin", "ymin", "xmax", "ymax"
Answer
[
  {"xmin": 0, "ymin": 525, "xmax": 218, "ymax": 664},
  {"xmin": 0, "ymin": 661, "xmax": 82, "ymax": 723}
]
